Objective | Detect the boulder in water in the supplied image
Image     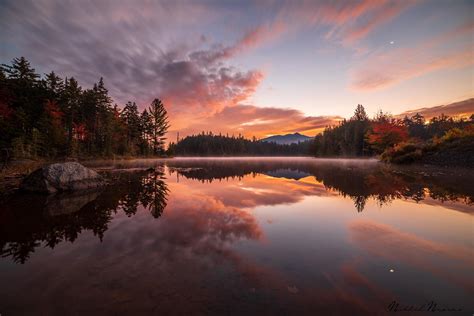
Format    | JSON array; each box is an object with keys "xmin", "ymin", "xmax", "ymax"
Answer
[{"xmin": 21, "ymin": 162, "xmax": 105, "ymax": 194}]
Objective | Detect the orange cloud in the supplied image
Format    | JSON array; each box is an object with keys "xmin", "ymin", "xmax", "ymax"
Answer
[
  {"xmin": 397, "ymin": 98, "xmax": 474, "ymax": 120},
  {"xmin": 172, "ymin": 104, "xmax": 342, "ymax": 139},
  {"xmin": 168, "ymin": 167, "xmax": 332, "ymax": 209}
]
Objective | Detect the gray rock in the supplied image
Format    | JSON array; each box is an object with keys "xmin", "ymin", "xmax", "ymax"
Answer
[{"xmin": 21, "ymin": 162, "xmax": 105, "ymax": 194}]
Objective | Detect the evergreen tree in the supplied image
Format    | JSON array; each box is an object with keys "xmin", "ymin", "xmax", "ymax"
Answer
[
  {"xmin": 140, "ymin": 109, "xmax": 153, "ymax": 155},
  {"xmin": 352, "ymin": 104, "xmax": 368, "ymax": 121},
  {"xmin": 1, "ymin": 57, "xmax": 39, "ymax": 82},
  {"xmin": 147, "ymin": 98, "xmax": 169, "ymax": 155},
  {"xmin": 0, "ymin": 57, "xmax": 173, "ymax": 158},
  {"xmin": 62, "ymin": 77, "xmax": 82, "ymax": 153},
  {"xmin": 43, "ymin": 71, "xmax": 64, "ymax": 100},
  {"xmin": 121, "ymin": 101, "xmax": 141, "ymax": 154}
]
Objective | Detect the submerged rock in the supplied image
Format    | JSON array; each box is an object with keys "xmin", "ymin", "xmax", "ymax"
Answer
[{"xmin": 20, "ymin": 162, "xmax": 105, "ymax": 194}]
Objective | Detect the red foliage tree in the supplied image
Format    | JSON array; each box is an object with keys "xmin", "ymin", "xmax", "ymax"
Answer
[{"xmin": 367, "ymin": 120, "xmax": 408, "ymax": 154}]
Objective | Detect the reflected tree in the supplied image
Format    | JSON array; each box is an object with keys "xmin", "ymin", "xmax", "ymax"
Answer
[
  {"xmin": 140, "ymin": 172, "xmax": 169, "ymax": 218},
  {"xmin": 167, "ymin": 159, "xmax": 473, "ymax": 213},
  {"xmin": 0, "ymin": 168, "xmax": 169, "ymax": 263}
]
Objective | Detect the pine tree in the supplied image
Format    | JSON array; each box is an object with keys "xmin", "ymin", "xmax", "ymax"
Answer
[
  {"xmin": 147, "ymin": 99, "xmax": 169, "ymax": 155},
  {"xmin": 121, "ymin": 101, "xmax": 141, "ymax": 154},
  {"xmin": 1, "ymin": 57, "xmax": 39, "ymax": 82},
  {"xmin": 352, "ymin": 104, "xmax": 368, "ymax": 121},
  {"xmin": 140, "ymin": 109, "xmax": 153, "ymax": 155},
  {"xmin": 43, "ymin": 71, "xmax": 64, "ymax": 100},
  {"xmin": 62, "ymin": 77, "xmax": 82, "ymax": 153}
]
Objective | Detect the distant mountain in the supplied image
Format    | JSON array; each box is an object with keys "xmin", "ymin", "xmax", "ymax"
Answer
[{"xmin": 260, "ymin": 133, "xmax": 312, "ymax": 145}]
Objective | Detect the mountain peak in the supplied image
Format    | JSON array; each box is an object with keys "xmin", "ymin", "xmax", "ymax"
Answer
[{"xmin": 260, "ymin": 133, "xmax": 311, "ymax": 145}]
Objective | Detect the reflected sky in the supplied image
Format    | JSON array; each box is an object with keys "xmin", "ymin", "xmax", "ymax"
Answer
[{"xmin": 0, "ymin": 158, "xmax": 473, "ymax": 315}]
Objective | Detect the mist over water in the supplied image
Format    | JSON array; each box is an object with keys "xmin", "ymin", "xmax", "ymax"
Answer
[{"xmin": 1, "ymin": 158, "xmax": 473, "ymax": 315}]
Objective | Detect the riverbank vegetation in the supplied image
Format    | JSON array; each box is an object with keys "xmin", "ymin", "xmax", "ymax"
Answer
[
  {"xmin": 1, "ymin": 57, "xmax": 169, "ymax": 160},
  {"xmin": 314, "ymin": 105, "xmax": 473, "ymax": 166}
]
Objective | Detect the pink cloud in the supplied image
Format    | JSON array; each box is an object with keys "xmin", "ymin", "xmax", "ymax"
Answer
[
  {"xmin": 350, "ymin": 21, "xmax": 474, "ymax": 91},
  {"xmin": 349, "ymin": 219, "xmax": 474, "ymax": 293},
  {"xmin": 341, "ymin": 1, "xmax": 416, "ymax": 44},
  {"xmin": 0, "ymin": 0, "xmax": 438, "ymax": 140},
  {"xmin": 270, "ymin": 0, "xmax": 416, "ymax": 45}
]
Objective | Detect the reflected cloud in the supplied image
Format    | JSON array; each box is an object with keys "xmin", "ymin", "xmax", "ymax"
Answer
[
  {"xmin": 164, "ymin": 158, "xmax": 474, "ymax": 213},
  {"xmin": 1, "ymin": 159, "xmax": 473, "ymax": 314},
  {"xmin": 349, "ymin": 220, "xmax": 474, "ymax": 293}
]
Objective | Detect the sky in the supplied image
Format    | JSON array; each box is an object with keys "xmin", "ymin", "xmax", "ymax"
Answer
[{"xmin": 1, "ymin": 0, "xmax": 473, "ymax": 139}]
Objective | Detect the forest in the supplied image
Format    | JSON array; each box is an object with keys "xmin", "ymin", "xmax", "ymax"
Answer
[
  {"xmin": 314, "ymin": 104, "xmax": 474, "ymax": 166},
  {"xmin": 1, "ymin": 57, "xmax": 169, "ymax": 159},
  {"xmin": 1, "ymin": 57, "xmax": 472, "ymax": 165},
  {"xmin": 167, "ymin": 133, "xmax": 312, "ymax": 156}
]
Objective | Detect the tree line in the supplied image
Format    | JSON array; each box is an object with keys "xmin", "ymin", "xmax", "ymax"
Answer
[
  {"xmin": 0, "ymin": 57, "xmax": 169, "ymax": 159},
  {"xmin": 2, "ymin": 57, "xmax": 471, "ymax": 163},
  {"xmin": 314, "ymin": 104, "xmax": 474, "ymax": 165},
  {"xmin": 167, "ymin": 132, "xmax": 313, "ymax": 156},
  {"xmin": 169, "ymin": 105, "xmax": 472, "ymax": 161},
  {"xmin": 1, "ymin": 169, "xmax": 168, "ymax": 263}
]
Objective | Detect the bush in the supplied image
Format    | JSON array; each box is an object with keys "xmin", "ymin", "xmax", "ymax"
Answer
[{"xmin": 381, "ymin": 142, "xmax": 423, "ymax": 164}]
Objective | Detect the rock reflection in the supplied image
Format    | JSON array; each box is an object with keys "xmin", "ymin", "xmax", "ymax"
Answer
[{"xmin": 0, "ymin": 169, "xmax": 168, "ymax": 263}]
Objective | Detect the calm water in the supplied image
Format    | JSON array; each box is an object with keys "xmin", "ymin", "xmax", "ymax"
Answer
[{"xmin": 0, "ymin": 158, "xmax": 473, "ymax": 315}]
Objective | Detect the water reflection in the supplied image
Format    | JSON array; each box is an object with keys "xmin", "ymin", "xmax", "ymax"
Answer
[
  {"xmin": 0, "ymin": 168, "xmax": 168, "ymax": 263},
  {"xmin": 165, "ymin": 159, "xmax": 473, "ymax": 212},
  {"xmin": 0, "ymin": 158, "xmax": 472, "ymax": 315}
]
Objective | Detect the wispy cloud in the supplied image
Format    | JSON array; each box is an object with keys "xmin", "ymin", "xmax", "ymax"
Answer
[
  {"xmin": 0, "ymin": 0, "xmax": 269, "ymax": 132},
  {"xmin": 1, "ymin": 0, "xmax": 468, "ymax": 138},
  {"xmin": 350, "ymin": 20, "xmax": 474, "ymax": 91},
  {"xmin": 269, "ymin": 0, "xmax": 417, "ymax": 45},
  {"xmin": 340, "ymin": 1, "xmax": 416, "ymax": 44}
]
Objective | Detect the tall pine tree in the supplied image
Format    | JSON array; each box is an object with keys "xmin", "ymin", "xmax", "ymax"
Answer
[{"xmin": 147, "ymin": 99, "xmax": 169, "ymax": 155}]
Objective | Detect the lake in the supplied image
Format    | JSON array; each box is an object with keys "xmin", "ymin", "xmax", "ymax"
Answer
[{"xmin": 0, "ymin": 158, "xmax": 473, "ymax": 315}]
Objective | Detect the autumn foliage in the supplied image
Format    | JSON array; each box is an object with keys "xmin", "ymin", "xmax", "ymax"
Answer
[
  {"xmin": 367, "ymin": 120, "xmax": 408, "ymax": 154},
  {"xmin": 314, "ymin": 104, "xmax": 473, "ymax": 166},
  {"xmin": 0, "ymin": 57, "xmax": 169, "ymax": 158}
]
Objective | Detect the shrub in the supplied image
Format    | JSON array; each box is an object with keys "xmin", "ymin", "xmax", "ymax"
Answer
[{"xmin": 381, "ymin": 141, "xmax": 423, "ymax": 164}]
